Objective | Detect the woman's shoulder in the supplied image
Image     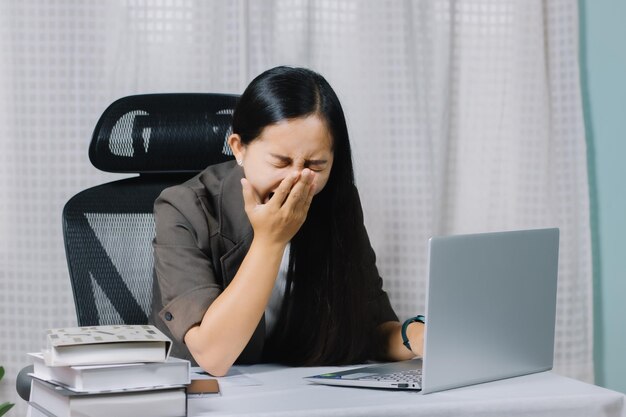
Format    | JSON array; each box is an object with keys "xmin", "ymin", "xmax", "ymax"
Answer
[
  {"xmin": 158, "ymin": 160, "xmax": 237, "ymax": 200},
  {"xmin": 196, "ymin": 159, "xmax": 239, "ymax": 194},
  {"xmin": 155, "ymin": 160, "xmax": 238, "ymax": 214}
]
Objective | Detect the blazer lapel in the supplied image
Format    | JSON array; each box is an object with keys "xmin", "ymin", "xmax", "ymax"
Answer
[{"xmin": 217, "ymin": 165, "xmax": 253, "ymax": 285}]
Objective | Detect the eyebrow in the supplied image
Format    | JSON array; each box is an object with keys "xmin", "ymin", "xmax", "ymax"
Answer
[{"xmin": 269, "ymin": 153, "xmax": 328, "ymax": 165}]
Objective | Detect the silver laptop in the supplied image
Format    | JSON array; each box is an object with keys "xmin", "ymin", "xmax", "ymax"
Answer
[{"xmin": 305, "ymin": 228, "xmax": 559, "ymax": 393}]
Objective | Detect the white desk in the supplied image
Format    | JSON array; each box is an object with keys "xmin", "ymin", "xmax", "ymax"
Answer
[{"xmin": 188, "ymin": 364, "xmax": 626, "ymax": 417}]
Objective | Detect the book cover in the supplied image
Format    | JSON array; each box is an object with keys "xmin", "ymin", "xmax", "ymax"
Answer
[
  {"xmin": 29, "ymin": 378, "xmax": 186, "ymax": 417},
  {"xmin": 30, "ymin": 353, "xmax": 190, "ymax": 392},
  {"xmin": 43, "ymin": 325, "xmax": 172, "ymax": 366}
]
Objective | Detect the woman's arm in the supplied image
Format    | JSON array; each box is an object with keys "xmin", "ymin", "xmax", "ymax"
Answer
[
  {"xmin": 183, "ymin": 237, "xmax": 285, "ymax": 376},
  {"xmin": 375, "ymin": 320, "xmax": 425, "ymax": 361},
  {"xmin": 184, "ymin": 169, "xmax": 316, "ymax": 376}
]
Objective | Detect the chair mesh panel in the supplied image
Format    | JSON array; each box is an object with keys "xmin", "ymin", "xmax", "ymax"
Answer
[
  {"xmin": 83, "ymin": 212, "xmax": 155, "ymax": 324},
  {"xmin": 63, "ymin": 175, "xmax": 194, "ymax": 326}
]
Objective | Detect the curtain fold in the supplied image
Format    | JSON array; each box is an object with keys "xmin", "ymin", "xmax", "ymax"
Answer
[{"xmin": 0, "ymin": 1, "xmax": 592, "ymax": 413}]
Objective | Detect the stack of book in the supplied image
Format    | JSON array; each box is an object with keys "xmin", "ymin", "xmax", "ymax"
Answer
[{"xmin": 26, "ymin": 325, "xmax": 190, "ymax": 417}]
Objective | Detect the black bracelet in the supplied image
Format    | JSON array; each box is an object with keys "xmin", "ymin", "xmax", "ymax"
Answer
[{"xmin": 401, "ymin": 315, "xmax": 425, "ymax": 352}]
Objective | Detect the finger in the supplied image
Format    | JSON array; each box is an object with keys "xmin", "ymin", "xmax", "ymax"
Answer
[
  {"xmin": 241, "ymin": 178, "xmax": 261, "ymax": 212},
  {"xmin": 269, "ymin": 171, "xmax": 300, "ymax": 208},
  {"xmin": 283, "ymin": 169, "xmax": 314, "ymax": 210},
  {"xmin": 302, "ymin": 174, "xmax": 317, "ymax": 210},
  {"xmin": 295, "ymin": 172, "xmax": 316, "ymax": 215}
]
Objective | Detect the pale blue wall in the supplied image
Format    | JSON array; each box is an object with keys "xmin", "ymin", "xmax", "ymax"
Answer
[{"xmin": 579, "ymin": 0, "xmax": 626, "ymax": 393}]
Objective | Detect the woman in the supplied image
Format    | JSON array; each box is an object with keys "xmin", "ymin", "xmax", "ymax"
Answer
[{"xmin": 151, "ymin": 66, "xmax": 424, "ymax": 376}]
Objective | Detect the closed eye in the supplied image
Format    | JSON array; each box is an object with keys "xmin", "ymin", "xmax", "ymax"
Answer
[
  {"xmin": 270, "ymin": 154, "xmax": 292, "ymax": 168},
  {"xmin": 272, "ymin": 162, "xmax": 290, "ymax": 169},
  {"xmin": 305, "ymin": 163, "xmax": 326, "ymax": 172}
]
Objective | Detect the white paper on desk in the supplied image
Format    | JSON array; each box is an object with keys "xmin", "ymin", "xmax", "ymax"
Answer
[{"xmin": 191, "ymin": 366, "xmax": 262, "ymax": 387}]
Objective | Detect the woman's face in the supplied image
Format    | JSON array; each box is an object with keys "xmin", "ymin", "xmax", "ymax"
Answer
[{"xmin": 229, "ymin": 114, "xmax": 334, "ymax": 203}]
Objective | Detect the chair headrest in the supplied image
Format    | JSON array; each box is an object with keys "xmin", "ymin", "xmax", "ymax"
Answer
[{"xmin": 89, "ymin": 93, "xmax": 239, "ymax": 174}]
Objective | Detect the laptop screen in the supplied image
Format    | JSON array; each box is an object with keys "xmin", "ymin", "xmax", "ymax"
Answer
[{"xmin": 420, "ymin": 228, "xmax": 559, "ymax": 393}]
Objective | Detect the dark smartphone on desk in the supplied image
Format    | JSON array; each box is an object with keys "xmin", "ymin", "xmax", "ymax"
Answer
[{"xmin": 187, "ymin": 379, "xmax": 220, "ymax": 397}]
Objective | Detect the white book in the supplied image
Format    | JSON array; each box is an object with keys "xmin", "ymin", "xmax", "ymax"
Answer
[
  {"xmin": 43, "ymin": 325, "xmax": 172, "ymax": 366},
  {"xmin": 29, "ymin": 378, "xmax": 186, "ymax": 417},
  {"xmin": 30, "ymin": 353, "xmax": 190, "ymax": 392}
]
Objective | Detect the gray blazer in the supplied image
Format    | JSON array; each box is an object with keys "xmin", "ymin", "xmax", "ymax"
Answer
[{"xmin": 150, "ymin": 160, "xmax": 397, "ymax": 365}]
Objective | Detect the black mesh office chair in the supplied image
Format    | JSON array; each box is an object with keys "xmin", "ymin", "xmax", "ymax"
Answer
[{"xmin": 16, "ymin": 93, "xmax": 239, "ymax": 401}]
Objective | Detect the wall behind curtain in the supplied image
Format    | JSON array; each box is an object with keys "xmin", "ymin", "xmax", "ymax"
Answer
[
  {"xmin": 580, "ymin": 0, "xmax": 626, "ymax": 393},
  {"xmin": 0, "ymin": 0, "xmax": 591, "ymax": 412}
]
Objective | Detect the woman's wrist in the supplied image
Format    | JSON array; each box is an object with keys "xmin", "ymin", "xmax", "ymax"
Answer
[
  {"xmin": 250, "ymin": 235, "xmax": 288, "ymax": 254},
  {"xmin": 401, "ymin": 315, "xmax": 425, "ymax": 356},
  {"xmin": 407, "ymin": 322, "xmax": 425, "ymax": 356}
]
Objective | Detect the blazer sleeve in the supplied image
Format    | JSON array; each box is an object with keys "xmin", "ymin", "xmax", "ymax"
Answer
[
  {"xmin": 152, "ymin": 185, "xmax": 222, "ymax": 344},
  {"xmin": 352, "ymin": 186, "xmax": 400, "ymax": 326}
]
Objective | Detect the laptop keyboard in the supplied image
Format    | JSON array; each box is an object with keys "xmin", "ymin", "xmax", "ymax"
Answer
[{"xmin": 359, "ymin": 369, "xmax": 422, "ymax": 384}]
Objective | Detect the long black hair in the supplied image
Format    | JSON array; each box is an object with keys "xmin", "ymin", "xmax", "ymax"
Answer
[{"xmin": 233, "ymin": 66, "xmax": 375, "ymax": 365}]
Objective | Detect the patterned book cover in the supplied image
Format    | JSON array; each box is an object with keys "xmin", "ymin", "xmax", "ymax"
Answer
[
  {"xmin": 43, "ymin": 325, "xmax": 172, "ymax": 366},
  {"xmin": 46, "ymin": 325, "xmax": 170, "ymax": 347}
]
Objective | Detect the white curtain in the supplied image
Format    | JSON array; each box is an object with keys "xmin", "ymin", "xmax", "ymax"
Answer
[{"xmin": 0, "ymin": 0, "xmax": 591, "ymax": 412}]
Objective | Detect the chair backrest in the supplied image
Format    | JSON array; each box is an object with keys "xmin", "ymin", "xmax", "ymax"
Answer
[{"xmin": 64, "ymin": 93, "xmax": 238, "ymax": 326}]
